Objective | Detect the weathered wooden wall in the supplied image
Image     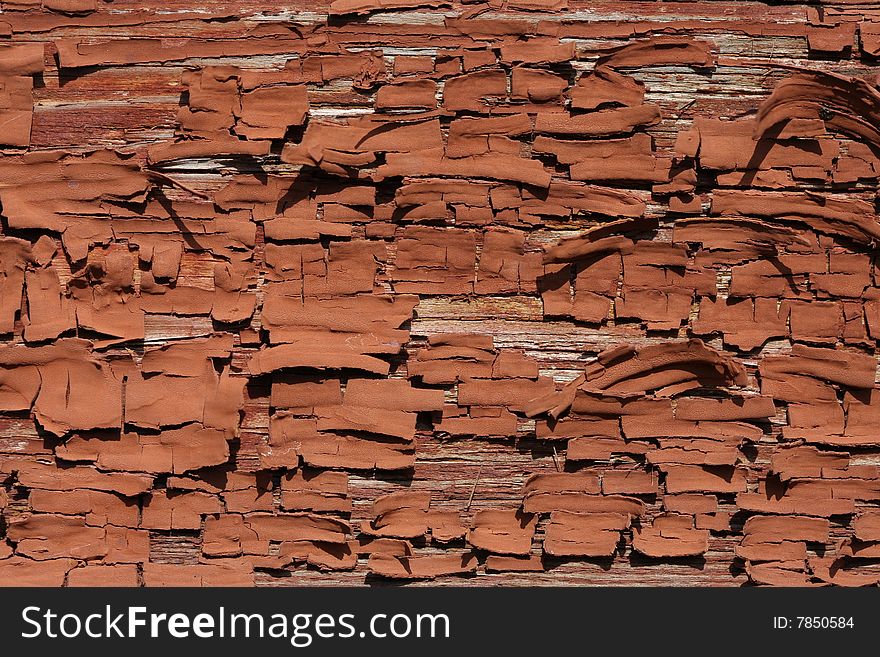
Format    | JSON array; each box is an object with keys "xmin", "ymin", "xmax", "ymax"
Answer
[{"xmin": 1, "ymin": 0, "xmax": 880, "ymax": 586}]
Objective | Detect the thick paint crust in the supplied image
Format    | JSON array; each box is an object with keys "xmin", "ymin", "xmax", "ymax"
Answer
[{"xmin": 0, "ymin": 0, "xmax": 879, "ymax": 587}]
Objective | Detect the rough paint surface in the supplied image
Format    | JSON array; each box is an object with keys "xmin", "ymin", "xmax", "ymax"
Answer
[{"xmin": 0, "ymin": 1, "xmax": 879, "ymax": 588}]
